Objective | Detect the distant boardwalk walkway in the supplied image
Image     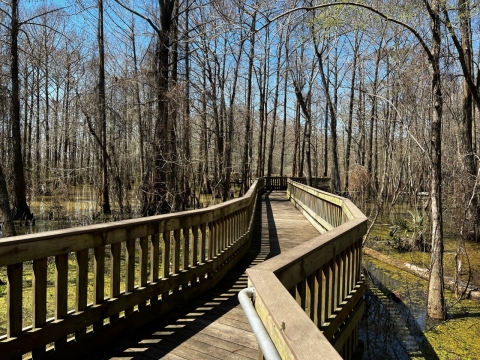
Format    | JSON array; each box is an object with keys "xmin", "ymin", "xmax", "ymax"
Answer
[{"xmin": 89, "ymin": 191, "xmax": 320, "ymax": 360}]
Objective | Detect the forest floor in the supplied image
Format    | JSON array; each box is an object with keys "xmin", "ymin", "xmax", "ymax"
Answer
[{"xmin": 365, "ymin": 226, "xmax": 480, "ymax": 360}]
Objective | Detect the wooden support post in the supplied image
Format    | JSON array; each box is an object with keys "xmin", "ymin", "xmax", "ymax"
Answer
[
  {"xmin": 109, "ymin": 243, "xmax": 121, "ymax": 324},
  {"xmin": 93, "ymin": 245, "xmax": 105, "ymax": 331},
  {"xmin": 125, "ymin": 238, "xmax": 135, "ymax": 317},
  {"xmin": 55, "ymin": 253, "xmax": 68, "ymax": 348},
  {"xmin": 32, "ymin": 257, "xmax": 47, "ymax": 357},
  {"xmin": 139, "ymin": 236, "xmax": 148, "ymax": 310},
  {"xmin": 76, "ymin": 250, "xmax": 88, "ymax": 338}
]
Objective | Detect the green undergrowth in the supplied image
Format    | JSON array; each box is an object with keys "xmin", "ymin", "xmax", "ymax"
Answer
[{"xmin": 366, "ymin": 224, "xmax": 480, "ymax": 290}]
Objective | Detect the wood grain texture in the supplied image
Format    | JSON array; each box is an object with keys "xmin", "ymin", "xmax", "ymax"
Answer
[{"xmin": 0, "ymin": 180, "xmax": 365, "ymax": 360}]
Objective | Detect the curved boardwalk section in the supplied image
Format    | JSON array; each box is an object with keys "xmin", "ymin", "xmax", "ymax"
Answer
[{"xmin": 90, "ymin": 191, "xmax": 319, "ymax": 359}]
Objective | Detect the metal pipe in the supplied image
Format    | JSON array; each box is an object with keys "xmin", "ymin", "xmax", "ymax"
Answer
[{"xmin": 238, "ymin": 287, "xmax": 281, "ymax": 360}]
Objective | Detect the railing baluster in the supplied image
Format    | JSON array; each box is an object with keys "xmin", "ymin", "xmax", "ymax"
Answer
[
  {"xmin": 7, "ymin": 263, "xmax": 22, "ymax": 360},
  {"xmin": 162, "ymin": 231, "xmax": 171, "ymax": 278},
  {"xmin": 191, "ymin": 225, "xmax": 199, "ymax": 267},
  {"xmin": 210, "ymin": 221, "xmax": 216, "ymax": 258},
  {"xmin": 94, "ymin": 245, "xmax": 105, "ymax": 331},
  {"xmin": 139, "ymin": 236, "xmax": 148, "ymax": 310},
  {"xmin": 200, "ymin": 224, "xmax": 206, "ymax": 264},
  {"xmin": 150, "ymin": 233, "xmax": 159, "ymax": 305},
  {"xmin": 182, "ymin": 227, "xmax": 189, "ymax": 271},
  {"xmin": 173, "ymin": 229, "xmax": 181, "ymax": 275},
  {"xmin": 162, "ymin": 231, "xmax": 171, "ymax": 301},
  {"xmin": 76, "ymin": 250, "xmax": 88, "ymax": 338},
  {"xmin": 55, "ymin": 253, "xmax": 68, "ymax": 348},
  {"xmin": 306, "ymin": 273, "xmax": 315, "ymax": 322},
  {"xmin": 109, "ymin": 243, "xmax": 121, "ymax": 324},
  {"xmin": 32, "ymin": 257, "xmax": 47, "ymax": 357},
  {"xmin": 125, "ymin": 238, "xmax": 135, "ymax": 317}
]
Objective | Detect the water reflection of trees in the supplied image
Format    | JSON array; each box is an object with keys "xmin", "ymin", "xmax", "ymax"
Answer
[
  {"xmin": 360, "ymin": 284, "xmax": 411, "ymax": 360},
  {"xmin": 360, "ymin": 267, "xmax": 439, "ymax": 360}
]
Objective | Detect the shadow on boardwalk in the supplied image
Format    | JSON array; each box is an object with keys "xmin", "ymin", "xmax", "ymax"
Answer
[{"xmin": 85, "ymin": 192, "xmax": 303, "ymax": 360}]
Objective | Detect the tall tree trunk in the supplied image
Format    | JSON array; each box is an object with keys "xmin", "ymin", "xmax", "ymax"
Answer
[
  {"xmin": 315, "ymin": 44, "xmax": 340, "ymax": 192},
  {"xmin": 345, "ymin": 31, "xmax": 360, "ymax": 192},
  {"xmin": 240, "ymin": 11, "xmax": 256, "ymax": 195},
  {"xmin": 98, "ymin": 0, "xmax": 110, "ymax": 214},
  {"xmin": 267, "ymin": 39, "xmax": 283, "ymax": 177},
  {"xmin": 280, "ymin": 71, "xmax": 288, "ymax": 177},
  {"xmin": 427, "ymin": 0, "xmax": 446, "ymax": 321},
  {"xmin": 0, "ymin": 164, "xmax": 15, "ymax": 237},
  {"xmin": 11, "ymin": 0, "xmax": 32, "ymax": 219}
]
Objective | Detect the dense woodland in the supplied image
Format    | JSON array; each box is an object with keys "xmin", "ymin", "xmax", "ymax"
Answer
[{"xmin": 1, "ymin": 0, "xmax": 480, "ymax": 319}]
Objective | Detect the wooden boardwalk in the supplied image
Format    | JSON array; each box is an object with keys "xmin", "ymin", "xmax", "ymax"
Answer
[{"xmin": 88, "ymin": 191, "xmax": 320, "ymax": 360}]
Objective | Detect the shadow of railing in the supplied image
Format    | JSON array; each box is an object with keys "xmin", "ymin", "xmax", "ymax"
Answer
[{"xmin": 84, "ymin": 196, "xmax": 268, "ymax": 359}]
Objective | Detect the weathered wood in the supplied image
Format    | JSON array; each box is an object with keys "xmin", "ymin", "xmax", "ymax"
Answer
[
  {"xmin": 0, "ymin": 180, "xmax": 264, "ymax": 360},
  {"xmin": 7, "ymin": 263, "xmax": 22, "ymax": 339},
  {"xmin": 150, "ymin": 233, "xmax": 159, "ymax": 305},
  {"xmin": 247, "ymin": 181, "xmax": 367, "ymax": 360},
  {"xmin": 191, "ymin": 225, "xmax": 199, "ymax": 267},
  {"xmin": 162, "ymin": 231, "xmax": 171, "ymax": 278},
  {"xmin": 0, "ymin": 186, "xmax": 261, "ymax": 267},
  {"xmin": 125, "ymin": 238, "xmax": 135, "ymax": 317},
  {"xmin": 93, "ymin": 245, "xmax": 105, "ymax": 332},
  {"xmin": 109, "ymin": 243, "xmax": 121, "ymax": 324},
  {"xmin": 32, "ymin": 257, "xmax": 47, "ymax": 357},
  {"xmin": 173, "ymin": 229, "xmax": 181, "ymax": 274},
  {"xmin": 75, "ymin": 249, "xmax": 88, "ymax": 339},
  {"xmin": 55, "ymin": 253, "xmax": 68, "ymax": 348},
  {"xmin": 200, "ymin": 223, "xmax": 206, "ymax": 264},
  {"xmin": 139, "ymin": 236, "xmax": 148, "ymax": 310},
  {"xmin": 182, "ymin": 227, "xmax": 189, "ymax": 271}
]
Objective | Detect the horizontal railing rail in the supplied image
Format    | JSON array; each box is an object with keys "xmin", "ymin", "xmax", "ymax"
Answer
[
  {"xmin": 247, "ymin": 179, "xmax": 367, "ymax": 359},
  {"xmin": 264, "ymin": 177, "xmax": 330, "ymax": 192},
  {"xmin": 0, "ymin": 179, "xmax": 264, "ymax": 360}
]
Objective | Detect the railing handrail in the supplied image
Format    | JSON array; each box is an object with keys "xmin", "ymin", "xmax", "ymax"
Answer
[
  {"xmin": 0, "ymin": 179, "xmax": 264, "ymax": 359},
  {"xmin": 246, "ymin": 180, "xmax": 367, "ymax": 359},
  {"xmin": 238, "ymin": 287, "xmax": 281, "ymax": 360}
]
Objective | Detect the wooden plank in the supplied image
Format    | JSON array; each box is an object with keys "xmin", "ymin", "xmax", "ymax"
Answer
[
  {"xmin": 200, "ymin": 224, "xmax": 206, "ymax": 264},
  {"xmin": 125, "ymin": 238, "xmax": 135, "ymax": 317},
  {"xmin": 150, "ymin": 233, "xmax": 160, "ymax": 305},
  {"xmin": 55, "ymin": 253, "xmax": 68, "ymax": 348},
  {"xmin": 208, "ymin": 222, "xmax": 214, "ymax": 260},
  {"xmin": 182, "ymin": 227, "xmax": 189, "ymax": 271},
  {"xmin": 162, "ymin": 231, "xmax": 171, "ymax": 278},
  {"xmin": 248, "ymin": 270, "xmax": 342, "ymax": 360},
  {"xmin": 93, "ymin": 245, "xmax": 105, "ymax": 332},
  {"xmin": 7, "ymin": 263, "xmax": 22, "ymax": 357},
  {"xmin": 75, "ymin": 249, "xmax": 88, "ymax": 339},
  {"xmin": 0, "ymin": 181, "xmax": 263, "ymax": 268},
  {"xmin": 109, "ymin": 243, "xmax": 121, "ymax": 325},
  {"xmin": 139, "ymin": 236, "xmax": 148, "ymax": 310},
  {"xmin": 32, "ymin": 257, "xmax": 47, "ymax": 357},
  {"xmin": 191, "ymin": 225, "xmax": 199, "ymax": 267},
  {"xmin": 322, "ymin": 282, "xmax": 365, "ymax": 341},
  {"xmin": 173, "ymin": 229, "xmax": 181, "ymax": 274}
]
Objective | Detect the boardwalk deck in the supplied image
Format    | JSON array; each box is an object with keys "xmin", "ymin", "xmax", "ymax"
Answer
[{"xmin": 88, "ymin": 191, "xmax": 320, "ymax": 360}]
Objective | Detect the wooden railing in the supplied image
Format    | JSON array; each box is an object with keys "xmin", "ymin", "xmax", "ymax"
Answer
[
  {"xmin": 247, "ymin": 179, "xmax": 367, "ymax": 359},
  {"xmin": 264, "ymin": 177, "xmax": 330, "ymax": 191},
  {"xmin": 0, "ymin": 180, "xmax": 263, "ymax": 360}
]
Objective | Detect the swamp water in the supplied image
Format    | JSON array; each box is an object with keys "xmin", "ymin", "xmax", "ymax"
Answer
[{"xmin": 360, "ymin": 258, "xmax": 439, "ymax": 360}]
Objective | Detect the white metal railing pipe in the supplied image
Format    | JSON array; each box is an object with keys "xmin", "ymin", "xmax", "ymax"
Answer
[{"xmin": 238, "ymin": 287, "xmax": 281, "ymax": 360}]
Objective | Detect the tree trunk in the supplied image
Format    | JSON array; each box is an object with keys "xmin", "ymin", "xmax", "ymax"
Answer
[
  {"xmin": 427, "ymin": 0, "xmax": 446, "ymax": 321},
  {"xmin": 345, "ymin": 31, "xmax": 360, "ymax": 192},
  {"xmin": 98, "ymin": 0, "xmax": 110, "ymax": 214},
  {"xmin": 0, "ymin": 164, "xmax": 15, "ymax": 237}
]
